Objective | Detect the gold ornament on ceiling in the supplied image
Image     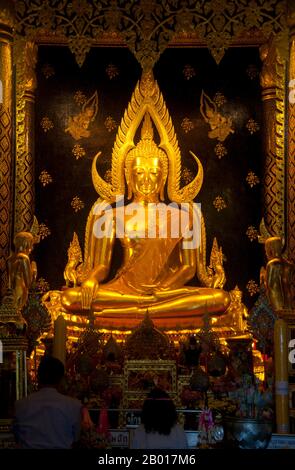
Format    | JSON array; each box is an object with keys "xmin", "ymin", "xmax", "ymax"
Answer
[
  {"xmin": 200, "ymin": 90, "xmax": 234, "ymax": 142},
  {"xmin": 181, "ymin": 117, "xmax": 194, "ymax": 134},
  {"xmin": 104, "ymin": 116, "xmax": 117, "ymax": 132},
  {"xmin": 246, "ymin": 279, "xmax": 260, "ymax": 296},
  {"xmin": 40, "ymin": 116, "xmax": 54, "ymax": 132},
  {"xmin": 183, "ymin": 64, "xmax": 196, "ymax": 80},
  {"xmin": 66, "ymin": 91, "xmax": 98, "ymax": 140},
  {"xmin": 15, "ymin": 1, "xmax": 287, "ymax": 69},
  {"xmin": 72, "ymin": 143, "xmax": 86, "ymax": 160},
  {"xmin": 39, "ymin": 170, "xmax": 53, "ymax": 187},
  {"xmin": 214, "ymin": 142, "xmax": 227, "ymax": 159},
  {"xmin": 246, "ymin": 225, "xmax": 259, "ymax": 242},
  {"xmin": 71, "ymin": 196, "xmax": 85, "ymax": 212},
  {"xmin": 246, "ymin": 171, "xmax": 260, "ymax": 187},
  {"xmin": 213, "ymin": 196, "xmax": 227, "ymax": 212},
  {"xmin": 246, "ymin": 118, "xmax": 260, "ymax": 134},
  {"xmin": 42, "ymin": 63, "xmax": 55, "ymax": 79},
  {"xmin": 38, "ymin": 223, "xmax": 51, "ymax": 240}
]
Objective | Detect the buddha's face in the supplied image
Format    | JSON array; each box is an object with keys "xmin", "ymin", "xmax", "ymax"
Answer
[{"xmin": 130, "ymin": 156, "xmax": 163, "ymax": 201}]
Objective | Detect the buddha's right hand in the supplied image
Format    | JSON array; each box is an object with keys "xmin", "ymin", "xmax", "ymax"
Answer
[{"xmin": 81, "ymin": 279, "xmax": 99, "ymax": 310}]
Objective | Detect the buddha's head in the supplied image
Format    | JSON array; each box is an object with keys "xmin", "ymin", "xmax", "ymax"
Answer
[
  {"xmin": 14, "ymin": 231, "xmax": 34, "ymax": 254},
  {"xmin": 265, "ymin": 236, "xmax": 282, "ymax": 260},
  {"xmin": 125, "ymin": 113, "xmax": 168, "ymax": 202}
]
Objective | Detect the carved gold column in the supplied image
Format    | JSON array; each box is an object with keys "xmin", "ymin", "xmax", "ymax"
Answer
[
  {"xmin": 259, "ymin": 35, "xmax": 286, "ymax": 238},
  {"xmin": 287, "ymin": 2, "xmax": 295, "ymax": 261},
  {"xmin": 14, "ymin": 40, "xmax": 38, "ymax": 233},
  {"xmin": 0, "ymin": 2, "xmax": 14, "ymax": 296}
]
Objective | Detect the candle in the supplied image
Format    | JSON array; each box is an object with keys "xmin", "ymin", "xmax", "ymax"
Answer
[{"xmin": 52, "ymin": 314, "xmax": 67, "ymax": 365}]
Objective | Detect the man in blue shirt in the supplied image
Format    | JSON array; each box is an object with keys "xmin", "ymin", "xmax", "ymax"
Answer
[{"xmin": 14, "ymin": 356, "xmax": 82, "ymax": 449}]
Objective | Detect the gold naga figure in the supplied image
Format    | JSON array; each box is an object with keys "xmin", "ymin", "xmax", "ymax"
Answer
[{"xmin": 60, "ymin": 71, "xmax": 231, "ymax": 330}]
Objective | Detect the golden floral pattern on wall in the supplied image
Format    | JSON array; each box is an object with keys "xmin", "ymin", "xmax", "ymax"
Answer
[
  {"xmin": 74, "ymin": 90, "xmax": 87, "ymax": 106},
  {"xmin": 181, "ymin": 117, "xmax": 194, "ymax": 134},
  {"xmin": 38, "ymin": 223, "xmax": 51, "ymax": 240},
  {"xmin": 104, "ymin": 116, "xmax": 117, "ymax": 132},
  {"xmin": 246, "ymin": 118, "xmax": 260, "ymax": 134},
  {"xmin": 72, "ymin": 143, "xmax": 86, "ymax": 160},
  {"xmin": 246, "ymin": 280, "xmax": 260, "ymax": 296},
  {"xmin": 214, "ymin": 143, "xmax": 228, "ymax": 159},
  {"xmin": 246, "ymin": 226, "xmax": 259, "ymax": 242},
  {"xmin": 36, "ymin": 277, "xmax": 50, "ymax": 293},
  {"xmin": 213, "ymin": 196, "xmax": 227, "ymax": 212},
  {"xmin": 106, "ymin": 63, "xmax": 119, "ymax": 79},
  {"xmin": 104, "ymin": 169, "xmax": 112, "ymax": 183},
  {"xmin": 42, "ymin": 63, "xmax": 55, "ymax": 79},
  {"xmin": 182, "ymin": 167, "xmax": 194, "ymax": 185},
  {"xmin": 246, "ymin": 64, "xmax": 259, "ymax": 80},
  {"xmin": 39, "ymin": 170, "xmax": 53, "ymax": 187},
  {"xmin": 183, "ymin": 64, "xmax": 196, "ymax": 80},
  {"xmin": 71, "ymin": 196, "xmax": 85, "ymax": 212},
  {"xmin": 213, "ymin": 92, "xmax": 227, "ymax": 108},
  {"xmin": 40, "ymin": 116, "xmax": 54, "ymax": 132},
  {"xmin": 246, "ymin": 171, "xmax": 260, "ymax": 187}
]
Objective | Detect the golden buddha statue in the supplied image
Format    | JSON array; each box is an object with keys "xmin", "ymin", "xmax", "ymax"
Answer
[
  {"xmin": 59, "ymin": 71, "xmax": 230, "ymax": 330},
  {"xmin": 7, "ymin": 231, "xmax": 37, "ymax": 310},
  {"xmin": 263, "ymin": 236, "xmax": 294, "ymax": 312}
]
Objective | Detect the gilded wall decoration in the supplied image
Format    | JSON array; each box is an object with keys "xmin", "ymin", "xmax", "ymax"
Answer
[
  {"xmin": 246, "ymin": 171, "xmax": 260, "ymax": 187},
  {"xmin": 41, "ymin": 63, "xmax": 55, "ymax": 79},
  {"xmin": 38, "ymin": 223, "xmax": 51, "ymax": 240},
  {"xmin": 213, "ymin": 92, "xmax": 227, "ymax": 108},
  {"xmin": 246, "ymin": 118, "xmax": 260, "ymax": 134},
  {"xmin": 71, "ymin": 196, "xmax": 85, "ymax": 213},
  {"xmin": 74, "ymin": 90, "xmax": 87, "ymax": 106},
  {"xmin": 246, "ymin": 226, "xmax": 259, "ymax": 242},
  {"xmin": 181, "ymin": 117, "xmax": 194, "ymax": 134},
  {"xmin": 183, "ymin": 64, "xmax": 196, "ymax": 80},
  {"xmin": 15, "ymin": 0, "xmax": 287, "ymax": 69},
  {"xmin": 39, "ymin": 170, "xmax": 53, "ymax": 187},
  {"xmin": 246, "ymin": 280, "xmax": 260, "ymax": 296},
  {"xmin": 104, "ymin": 169, "xmax": 112, "ymax": 184},
  {"xmin": 40, "ymin": 116, "xmax": 54, "ymax": 132},
  {"xmin": 65, "ymin": 91, "xmax": 98, "ymax": 140},
  {"xmin": 200, "ymin": 90, "xmax": 234, "ymax": 142},
  {"xmin": 246, "ymin": 64, "xmax": 259, "ymax": 80},
  {"xmin": 35, "ymin": 277, "xmax": 50, "ymax": 294},
  {"xmin": 72, "ymin": 143, "xmax": 86, "ymax": 160},
  {"xmin": 214, "ymin": 143, "xmax": 227, "ymax": 159},
  {"xmin": 105, "ymin": 63, "xmax": 119, "ymax": 80},
  {"xmin": 104, "ymin": 116, "xmax": 117, "ymax": 133},
  {"xmin": 182, "ymin": 168, "xmax": 194, "ymax": 185},
  {"xmin": 213, "ymin": 196, "xmax": 227, "ymax": 212}
]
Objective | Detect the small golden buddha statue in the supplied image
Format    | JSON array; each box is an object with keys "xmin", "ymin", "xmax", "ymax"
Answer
[
  {"xmin": 7, "ymin": 231, "xmax": 37, "ymax": 310},
  {"xmin": 263, "ymin": 236, "xmax": 294, "ymax": 312},
  {"xmin": 60, "ymin": 72, "xmax": 231, "ymax": 330}
]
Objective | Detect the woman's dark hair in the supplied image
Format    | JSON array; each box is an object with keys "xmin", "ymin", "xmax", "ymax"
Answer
[
  {"xmin": 37, "ymin": 356, "xmax": 65, "ymax": 386},
  {"xmin": 141, "ymin": 388, "xmax": 177, "ymax": 435}
]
